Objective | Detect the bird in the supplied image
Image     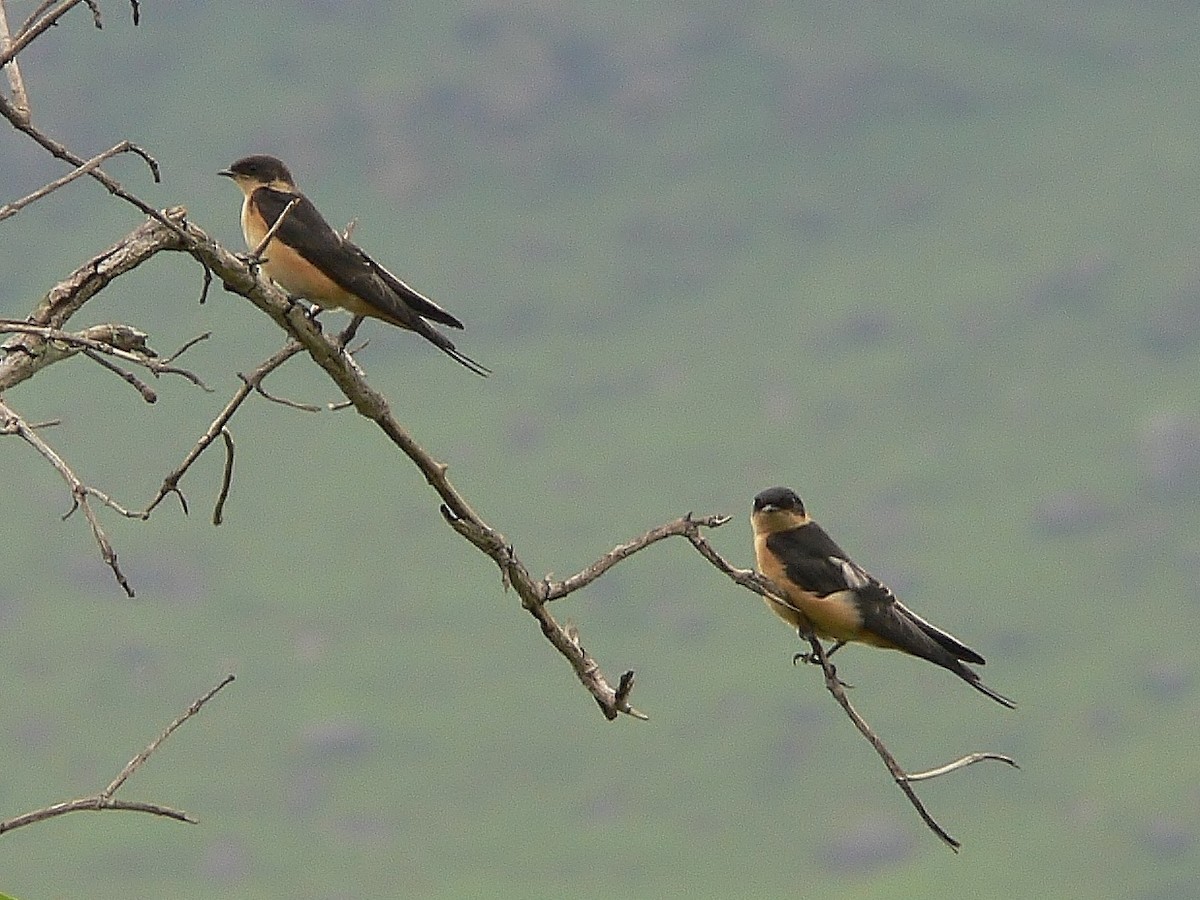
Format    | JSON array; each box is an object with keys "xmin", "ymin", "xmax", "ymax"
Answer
[
  {"xmin": 751, "ymin": 486, "xmax": 1015, "ymax": 708},
  {"xmin": 219, "ymin": 154, "xmax": 490, "ymax": 376}
]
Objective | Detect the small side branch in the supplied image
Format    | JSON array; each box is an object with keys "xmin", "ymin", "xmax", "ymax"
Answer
[
  {"xmin": 0, "ymin": 674, "xmax": 234, "ymax": 836},
  {"xmin": 543, "ymin": 513, "xmax": 732, "ymax": 601},
  {"xmin": 802, "ymin": 636, "xmax": 963, "ymax": 850},
  {"xmin": 0, "ymin": 141, "xmax": 158, "ymax": 221},
  {"xmin": 0, "ymin": 398, "xmax": 138, "ymax": 596},
  {"xmin": 0, "ymin": 93, "xmax": 179, "ymax": 232},
  {"xmin": 246, "ymin": 196, "xmax": 299, "ymax": 263},
  {"xmin": 141, "ymin": 339, "xmax": 305, "ymax": 518},
  {"xmin": 0, "ymin": 320, "xmax": 208, "ymax": 392},
  {"xmin": 0, "ymin": 0, "xmax": 30, "ymax": 124}
]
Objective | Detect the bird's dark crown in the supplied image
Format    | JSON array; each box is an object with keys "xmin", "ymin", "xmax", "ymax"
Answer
[
  {"xmin": 752, "ymin": 486, "xmax": 804, "ymax": 515},
  {"xmin": 220, "ymin": 154, "xmax": 294, "ymax": 185}
]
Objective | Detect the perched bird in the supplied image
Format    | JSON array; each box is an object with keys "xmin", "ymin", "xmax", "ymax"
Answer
[
  {"xmin": 219, "ymin": 154, "xmax": 489, "ymax": 376},
  {"xmin": 751, "ymin": 486, "xmax": 1014, "ymax": 708}
]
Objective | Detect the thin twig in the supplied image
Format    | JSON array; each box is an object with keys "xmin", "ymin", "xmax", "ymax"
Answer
[
  {"xmin": 905, "ymin": 752, "xmax": 1018, "ymax": 783},
  {"xmin": 0, "ymin": 398, "xmax": 137, "ymax": 596},
  {"xmin": 247, "ymin": 196, "xmax": 299, "ymax": 262},
  {"xmin": 0, "ymin": 0, "xmax": 30, "ymax": 124},
  {"xmin": 100, "ymin": 675, "xmax": 235, "ymax": 801},
  {"xmin": 18, "ymin": 0, "xmax": 58, "ymax": 36},
  {"xmin": 544, "ymin": 513, "xmax": 732, "ymax": 601},
  {"xmin": 0, "ymin": 141, "xmax": 157, "ymax": 221},
  {"xmin": 803, "ymin": 635, "xmax": 962, "ymax": 850},
  {"xmin": 141, "ymin": 340, "xmax": 305, "ymax": 517},
  {"xmin": 81, "ymin": 346, "xmax": 157, "ymax": 402},
  {"xmin": 160, "ymin": 331, "xmax": 210, "ymax": 365},
  {"xmin": 0, "ymin": 96, "xmax": 180, "ymax": 233},
  {"xmin": 0, "ymin": 675, "xmax": 235, "ymax": 836},
  {"xmin": 2, "ymin": 0, "xmax": 91, "ymax": 70},
  {"xmin": 0, "ymin": 320, "xmax": 209, "ymax": 390},
  {"xmin": 212, "ymin": 428, "xmax": 234, "ymax": 525}
]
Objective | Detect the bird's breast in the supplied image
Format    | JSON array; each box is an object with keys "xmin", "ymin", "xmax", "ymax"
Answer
[{"xmin": 240, "ymin": 197, "xmax": 354, "ymax": 307}]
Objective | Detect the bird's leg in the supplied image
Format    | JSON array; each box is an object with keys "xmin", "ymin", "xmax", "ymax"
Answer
[{"xmin": 792, "ymin": 637, "xmax": 852, "ymax": 687}]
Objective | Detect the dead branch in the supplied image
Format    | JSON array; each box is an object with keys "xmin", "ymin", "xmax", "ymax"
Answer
[
  {"xmin": 2, "ymin": 0, "xmax": 137, "ymax": 72},
  {"xmin": 0, "ymin": 320, "xmax": 210, "ymax": 392},
  {"xmin": 0, "ymin": 92, "xmax": 175, "ymax": 232},
  {"xmin": 543, "ymin": 512, "xmax": 733, "ymax": 601},
  {"xmin": 0, "ymin": 141, "xmax": 157, "ymax": 221},
  {"xmin": 0, "ymin": 674, "xmax": 233, "ymax": 836},
  {"xmin": 0, "ymin": 0, "xmax": 30, "ymax": 124},
  {"xmin": 247, "ymin": 195, "xmax": 299, "ymax": 262},
  {"xmin": 0, "ymin": 397, "xmax": 138, "ymax": 595},
  {"xmin": 140, "ymin": 339, "xmax": 305, "ymax": 518},
  {"xmin": 212, "ymin": 428, "xmax": 234, "ymax": 525},
  {"xmin": 0, "ymin": 207, "xmax": 191, "ymax": 394}
]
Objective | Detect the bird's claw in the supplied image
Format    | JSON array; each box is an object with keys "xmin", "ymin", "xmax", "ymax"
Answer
[{"xmin": 791, "ymin": 651, "xmax": 853, "ymax": 688}]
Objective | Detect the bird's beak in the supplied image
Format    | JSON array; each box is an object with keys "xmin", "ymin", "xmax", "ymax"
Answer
[{"xmin": 218, "ymin": 169, "xmax": 235, "ymax": 179}]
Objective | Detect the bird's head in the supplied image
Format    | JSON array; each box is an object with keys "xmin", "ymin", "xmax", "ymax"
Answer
[
  {"xmin": 219, "ymin": 155, "xmax": 296, "ymax": 192},
  {"xmin": 751, "ymin": 486, "xmax": 810, "ymax": 532}
]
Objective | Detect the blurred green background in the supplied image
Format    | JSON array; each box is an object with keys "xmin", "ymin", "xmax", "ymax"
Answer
[{"xmin": 2, "ymin": 1, "xmax": 1198, "ymax": 897}]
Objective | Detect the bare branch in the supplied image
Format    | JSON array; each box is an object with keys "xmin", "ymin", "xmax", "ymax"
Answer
[
  {"xmin": 160, "ymin": 331, "xmax": 211, "ymax": 365},
  {"xmin": 0, "ymin": 319, "xmax": 209, "ymax": 391},
  {"xmin": 2, "ymin": 0, "xmax": 91, "ymax": 70},
  {"xmin": 0, "ymin": 208, "xmax": 190, "ymax": 393},
  {"xmin": 245, "ymin": 369, "xmax": 321, "ymax": 411},
  {"xmin": 18, "ymin": 0, "xmax": 59, "ymax": 37},
  {"xmin": 0, "ymin": 141, "xmax": 158, "ymax": 221},
  {"xmin": 0, "ymin": 798, "xmax": 194, "ymax": 833},
  {"xmin": 0, "ymin": 675, "xmax": 234, "ymax": 836},
  {"xmin": 0, "ymin": 95, "xmax": 178, "ymax": 231},
  {"xmin": 544, "ymin": 513, "xmax": 732, "ymax": 601},
  {"xmin": 100, "ymin": 674, "xmax": 235, "ymax": 801},
  {"xmin": 141, "ymin": 340, "xmax": 305, "ymax": 517},
  {"xmin": 0, "ymin": 0, "xmax": 30, "ymax": 124},
  {"xmin": 247, "ymin": 196, "xmax": 299, "ymax": 262},
  {"xmin": 803, "ymin": 636, "xmax": 962, "ymax": 850},
  {"xmin": 81, "ymin": 346, "xmax": 157, "ymax": 402},
  {"xmin": 212, "ymin": 428, "xmax": 234, "ymax": 525},
  {"xmin": 905, "ymin": 752, "xmax": 1018, "ymax": 783},
  {"xmin": 0, "ymin": 397, "xmax": 137, "ymax": 595}
]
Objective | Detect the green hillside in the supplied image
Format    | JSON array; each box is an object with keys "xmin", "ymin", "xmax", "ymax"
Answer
[{"xmin": 1, "ymin": 1, "xmax": 1197, "ymax": 897}]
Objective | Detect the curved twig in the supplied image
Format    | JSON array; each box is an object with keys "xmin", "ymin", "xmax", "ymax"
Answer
[{"xmin": 0, "ymin": 141, "xmax": 158, "ymax": 221}]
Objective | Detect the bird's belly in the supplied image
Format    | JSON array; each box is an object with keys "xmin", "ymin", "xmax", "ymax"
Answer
[
  {"xmin": 755, "ymin": 535, "xmax": 864, "ymax": 640},
  {"xmin": 790, "ymin": 590, "xmax": 867, "ymax": 642},
  {"xmin": 260, "ymin": 242, "xmax": 352, "ymax": 307}
]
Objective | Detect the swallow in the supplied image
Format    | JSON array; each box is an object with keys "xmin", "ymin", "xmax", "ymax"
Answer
[
  {"xmin": 751, "ymin": 486, "xmax": 1015, "ymax": 708},
  {"xmin": 219, "ymin": 155, "xmax": 490, "ymax": 376}
]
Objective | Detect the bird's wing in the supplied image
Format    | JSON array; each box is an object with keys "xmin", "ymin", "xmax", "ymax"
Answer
[
  {"xmin": 771, "ymin": 522, "xmax": 988, "ymax": 666},
  {"xmin": 770, "ymin": 523, "xmax": 868, "ymax": 596},
  {"xmin": 358, "ymin": 251, "xmax": 465, "ymax": 330},
  {"xmin": 254, "ymin": 188, "xmax": 423, "ymax": 329}
]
